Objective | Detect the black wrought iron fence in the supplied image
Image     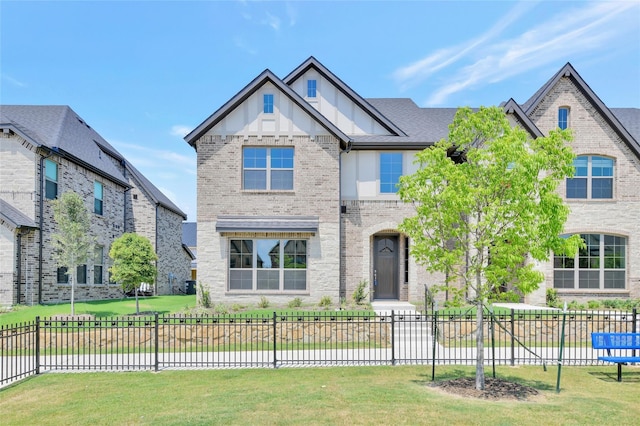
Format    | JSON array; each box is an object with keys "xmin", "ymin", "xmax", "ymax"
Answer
[{"xmin": 1, "ymin": 308, "xmax": 637, "ymax": 387}]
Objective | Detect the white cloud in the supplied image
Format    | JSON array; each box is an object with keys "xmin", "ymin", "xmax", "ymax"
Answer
[
  {"xmin": 233, "ymin": 36, "xmax": 258, "ymax": 55},
  {"xmin": 263, "ymin": 12, "xmax": 281, "ymax": 31},
  {"xmin": 393, "ymin": 1, "xmax": 639, "ymax": 106},
  {"xmin": 170, "ymin": 125, "xmax": 192, "ymax": 137},
  {"xmin": 2, "ymin": 73, "xmax": 27, "ymax": 88}
]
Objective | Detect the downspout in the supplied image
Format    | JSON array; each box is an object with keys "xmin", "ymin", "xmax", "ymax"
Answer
[
  {"xmin": 38, "ymin": 148, "xmax": 55, "ymax": 305},
  {"xmin": 155, "ymin": 204, "xmax": 159, "ymax": 295},
  {"xmin": 338, "ymin": 140, "xmax": 352, "ymax": 301},
  {"xmin": 16, "ymin": 231, "xmax": 22, "ymax": 304}
]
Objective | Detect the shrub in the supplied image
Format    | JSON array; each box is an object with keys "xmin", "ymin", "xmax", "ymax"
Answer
[
  {"xmin": 231, "ymin": 303, "xmax": 245, "ymax": 312},
  {"xmin": 587, "ymin": 300, "xmax": 601, "ymax": 309},
  {"xmin": 288, "ymin": 297, "xmax": 303, "ymax": 308},
  {"xmin": 352, "ymin": 280, "xmax": 369, "ymax": 304},
  {"xmin": 198, "ymin": 282, "xmax": 211, "ymax": 308},
  {"xmin": 546, "ymin": 288, "xmax": 560, "ymax": 308},
  {"xmin": 318, "ymin": 296, "xmax": 332, "ymax": 309},
  {"xmin": 213, "ymin": 303, "xmax": 229, "ymax": 315},
  {"xmin": 258, "ymin": 296, "xmax": 270, "ymax": 309}
]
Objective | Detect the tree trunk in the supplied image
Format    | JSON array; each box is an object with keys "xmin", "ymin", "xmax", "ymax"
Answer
[
  {"xmin": 135, "ymin": 286, "xmax": 140, "ymax": 315},
  {"xmin": 70, "ymin": 269, "xmax": 76, "ymax": 316}
]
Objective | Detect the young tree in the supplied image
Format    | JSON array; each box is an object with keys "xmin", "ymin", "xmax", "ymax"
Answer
[
  {"xmin": 52, "ymin": 191, "xmax": 94, "ymax": 316},
  {"xmin": 109, "ymin": 233, "xmax": 157, "ymax": 315},
  {"xmin": 398, "ymin": 106, "xmax": 582, "ymax": 390}
]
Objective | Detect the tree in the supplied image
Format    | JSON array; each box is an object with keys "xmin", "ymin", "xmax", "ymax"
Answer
[
  {"xmin": 109, "ymin": 233, "xmax": 157, "ymax": 315},
  {"xmin": 52, "ymin": 191, "xmax": 94, "ymax": 316},
  {"xmin": 398, "ymin": 106, "xmax": 582, "ymax": 390}
]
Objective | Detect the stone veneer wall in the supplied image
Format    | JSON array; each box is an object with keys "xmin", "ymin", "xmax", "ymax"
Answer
[
  {"xmin": 196, "ymin": 134, "xmax": 341, "ymax": 304},
  {"xmin": 341, "ymin": 199, "xmax": 446, "ymax": 304},
  {"xmin": 526, "ymin": 77, "xmax": 640, "ymax": 304}
]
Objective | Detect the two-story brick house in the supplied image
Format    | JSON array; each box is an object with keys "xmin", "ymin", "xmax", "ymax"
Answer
[
  {"xmin": 185, "ymin": 57, "xmax": 639, "ymax": 306},
  {"xmin": 0, "ymin": 105, "xmax": 192, "ymax": 306}
]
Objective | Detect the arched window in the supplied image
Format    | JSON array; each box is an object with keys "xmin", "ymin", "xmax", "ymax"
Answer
[{"xmin": 566, "ymin": 155, "xmax": 614, "ymax": 199}]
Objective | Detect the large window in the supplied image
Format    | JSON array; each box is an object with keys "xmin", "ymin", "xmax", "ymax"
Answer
[
  {"xmin": 380, "ymin": 153, "xmax": 403, "ymax": 193},
  {"xmin": 45, "ymin": 159, "xmax": 58, "ymax": 200},
  {"xmin": 94, "ymin": 246, "xmax": 104, "ymax": 284},
  {"xmin": 94, "ymin": 181, "xmax": 104, "ymax": 215},
  {"xmin": 56, "ymin": 265, "xmax": 87, "ymax": 284},
  {"xmin": 554, "ymin": 234, "xmax": 626, "ymax": 290},
  {"xmin": 558, "ymin": 107, "xmax": 569, "ymax": 130},
  {"xmin": 263, "ymin": 94, "xmax": 274, "ymax": 114},
  {"xmin": 229, "ymin": 239, "xmax": 307, "ymax": 291},
  {"xmin": 243, "ymin": 147, "xmax": 294, "ymax": 190},
  {"xmin": 566, "ymin": 155, "xmax": 613, "ymax": 199}
]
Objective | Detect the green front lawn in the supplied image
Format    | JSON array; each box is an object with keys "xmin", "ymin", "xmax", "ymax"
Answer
[
  {"xmin": 1, "ymin": 365, "xmax": 638, "ymax": 425},
  {"xmin": 0, "ymin": 295, "xmax": 197, "ymax": 325}
]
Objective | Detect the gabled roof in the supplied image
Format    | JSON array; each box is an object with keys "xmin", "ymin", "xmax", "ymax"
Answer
[
  {"xmin": 0, "ymin": 105, "xmax": 129, "ymax": 187},
  {"xmin": 182, "ymin": 222, "xmax": 197, "ymax": 247},
  {"xmin": 184, "ymin": 69, "xmax": 351, "ymax": 149},
  {"xmin": 0, "ymin": 198, "xmax": 37, "ymax": 230},
  {"xmin": 283, "ymin": 56, "xmax": 407, "ymax": 137},
  {"xmin": 125, "ymin": 161, "xmax": 187, "ymax": 219},
  {"xmin": 502, "ymin": 99, "xmax": 544, "ymax": 138},
  {"xmin": 522, "ymin": 63, "xmax": 640, "ymax": 157}
]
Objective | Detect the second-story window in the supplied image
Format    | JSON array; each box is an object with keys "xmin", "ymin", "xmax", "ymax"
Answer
[
  {"xmin": 380, "ymin": 153, "xmax": 403, "ymax": 193},
  {"xmin": 45, "ymin": 159, "xmax": 58, "ymax": 200},
  {"xmin": 566, "ymin": 155, "xmax": 614, "ymax": 199},
  {"xmin": 307, "ymin": 79, "xmax": 317, "ymax": 98},
  {"xmin": 263, "ymin": 94, "xmax": 274, "ymax": 114},
  {"xmin": 558, "ymin": 107, "xmax": 569, "ymax": 130},
  {"xmin": 94, "ymin": 181, "xmax": 104, "ymax": 215},
  {"xmin": 243, "ymin": 147, "xmax": 294, "ymax": 190}
]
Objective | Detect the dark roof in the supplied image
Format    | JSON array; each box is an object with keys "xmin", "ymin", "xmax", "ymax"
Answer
[
  {"xmin": 182, "ymin": 222, "xmax": 197, "ymax": 247},
  {"xmin": 216, "ymin": 216, "xmax": 319, "ymax": 234},
  {"xmin": 184, "ymin": 69, "xmax": 351, "ymax": 149},
  {"xmin": 0, "ymin": 105, "xmax": 129, "ymax": 187},
  {"xmin": 502, "ymin": 99, "xmax": 544, "ymax": 138},
  {"xmin": 125, "ymin": 161, "xmax": 187, "ymax": 219},
  {"xmin": 284, "ymin": 56, "xmax": 406, "ymax": 137},
  {"xmin": 0, "ymin": 105, "xmax": 186, "ymax": 219},
  {"xmin": 0, "ymin": 198, "xmax": 37, "ymax": 229},
  {"xmin": 520, "ymin": 63, "xmax": 640, "ymax": 157},
  {"xmin": 611, "ymin": 108, "xmax": 640, "ymax": 142}
]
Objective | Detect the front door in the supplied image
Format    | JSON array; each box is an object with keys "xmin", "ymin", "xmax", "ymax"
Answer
[{"xmin": 373, "ymin": 235, "xmax": 398, "ymax": 299}]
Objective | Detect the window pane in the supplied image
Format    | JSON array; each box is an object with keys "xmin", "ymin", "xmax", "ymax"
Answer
[
  {"xmin": 566, "ymin": 178, "xmax": 587, "ymax": 198},
  {"xmin": 271, "ymin": 148, "xmax": 294, "ymax": 169},
  {"xmin": 230, "ymin": 270, "xmax": 252, "ymax": 290},
  {"xmin": 263, "ymin": 94, "xmax": 274, "ymax": 113},
  {"xmin": 283, "ymin": 240, "xmax": 306, "ymax": 269},
  {"xmin": 380, "ymin": 153, "xmax": 402, "ymax": 193},
  {"xmin": 553, "ymin": 271, "xmax": 574, "ymax": 289},
  {"xmin": 558, "ymin": 108, "xmax": 568, "ymax": 130},
  {"xmin": 94, "ymin": 266, "xmax": 103, "ymax": 285},
  {"xmin": 45, "ymin": 180, "xmax": 58, "ymax": 200},
  {"xmin": 591, "ymin": 178, "xmax": 612, "ymax": 199},
  {"xmin": 257, "ymin": 270, "xmax": 279, "ymax": 290},
  {"xmin": 307, "ymin": 79, "xmax": 316, "ymax": 98},
  {"xmin": 94, "ymin": 247, "xmax": 103, "ymax": 284},
  {"xmin": 578, "ymin": 271, "xmax": 599, "ymax": 288},
  {"xmin": 284, "ymin": 270, "xmax": 306, "ymax": 290},
  {"xmin": 270, "ymin": 170, "xmax": 293, "ymax": 190},
  {"xmin": 45, "ymin": 159, "xmax": 58, "ymax": 181},
  {"xmin": 591, "ymin": 157, "xmax": 613, "ymax": 177},
  {"xmin": 244, "ymin": 170, "xmax": 267, "ymax": 190},
  {"xmin": 94, "ymin": 199, "xmax": 103, "ymax": 215},
  {"xmin": 573, "ymin": 157, "xmax": 588, "ymax": 176},
  {"xmin": 230, "ymin": 240, "xmax": 253, "ymax": 268},
  {"xmin": 57, "ymin": 267, "xmax": 69, "ymax": 283},
  {"xmin": 256, "ymin": 240, "xmax": 279, "ymax": 269},
  {"xmin": 77, "ymin": 265, "xmax": 87, "ymax": 284},
  {"xmin": 244, "ymin": 148, "xmax": 267, "ymax": 168},
  {"xmin": 604, "ymin": 271, "xmax": 625, "ymax": 289}
]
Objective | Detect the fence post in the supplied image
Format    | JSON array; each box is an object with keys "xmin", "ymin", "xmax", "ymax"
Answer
[
  {"xmin": 510, "ymin": 309, "xmax": 515, "ymax": 366},
  {"xmin": 35, "ymin": 316, "xmax": 40, "ymax": 375},
  {"xmin": 391, "ymin": 310, "xmax": 395, "ymax": 365},
  {"xmin": 633, "ymin": 308, "xmax": 637, "ymax": 359},
  {"xmin": 154, "ymin": 313, "xmax": 159, "ymax": 372},
  {"xmin": 431, "ymin": 309, "xmax": 437, "ymax": 381},
  {"xmin": 272, "ymin": 312, "xmax": 277, "ymax": 369}
]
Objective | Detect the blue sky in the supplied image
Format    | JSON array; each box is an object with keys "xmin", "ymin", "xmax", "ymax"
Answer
[{"xmin": 2, "ymin": 1, "xmax": 639, "ymax": 221}]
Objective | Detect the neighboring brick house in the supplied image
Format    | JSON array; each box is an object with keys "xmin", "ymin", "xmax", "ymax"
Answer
[
  {"xmin": 0, "ymin": 105, "xmax": 191, "ymax": 306},
  {"xmin": 185, "ymin": 57, "xmax": 639, "ymax": 306}
]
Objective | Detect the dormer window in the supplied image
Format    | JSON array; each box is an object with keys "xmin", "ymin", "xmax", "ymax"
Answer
[
  {"xmin": 263, "ymin": 94, "xmax": 274, "ymax": 114},
  {"xmin": 558, "ymin": 107, "xmax": 570, "ymax": 130},
  {"xmin": 307, "ymin": 80, "xmax": 317, "ymax": 98}
]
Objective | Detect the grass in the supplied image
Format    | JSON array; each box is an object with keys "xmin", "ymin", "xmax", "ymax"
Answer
[
  {"xmin": 1, "ymin": 365, "xmax": 638, "ymax": 425},
  {"xmin": 0, "ymin": 295, "xmax": 197, "ymax": 325}
]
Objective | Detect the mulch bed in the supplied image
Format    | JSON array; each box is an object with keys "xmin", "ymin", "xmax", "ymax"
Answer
[{"xmin": 429, "ymin": 377, "xmax": 540, "ymax": 401}]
